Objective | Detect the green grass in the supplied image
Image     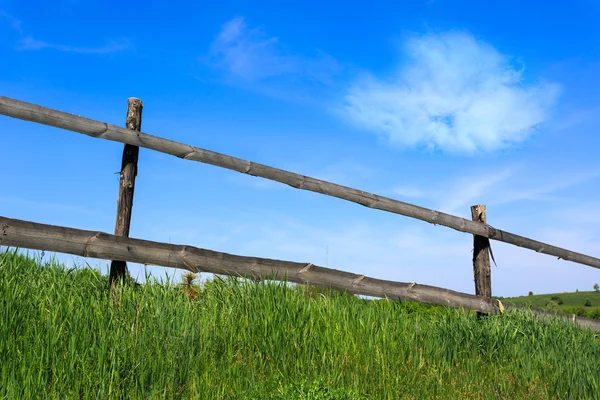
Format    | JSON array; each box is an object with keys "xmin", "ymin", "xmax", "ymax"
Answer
[
  {"xmin": 1, "ymin": 249, "xmax": 600, "ymax": 399},
  {"xmin": 503, "ymin": 290, "xmax": 600, "ymax": 319}
]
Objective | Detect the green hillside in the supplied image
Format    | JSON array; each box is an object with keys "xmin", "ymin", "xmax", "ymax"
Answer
[
  {"xmin": 1, "ymin": 249, "xmax": 599, "ymax": 399},
  {"xmin": 502, "ymin": 289, "xmax": 600, "ymax": 319}
]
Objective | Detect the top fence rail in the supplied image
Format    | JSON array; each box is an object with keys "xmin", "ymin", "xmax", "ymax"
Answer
[{"xmin": 1, "ymin": 95, "xmax": 599, "ymax": 270}]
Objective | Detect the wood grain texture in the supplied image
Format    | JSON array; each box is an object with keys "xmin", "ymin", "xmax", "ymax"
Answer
[
  {"xmin": 109, "ymin": 98, "xmax": 143, "ymax": 285},
  {"xmin": 2, "ymin": 216, "xmax": 599, "ymax": 332},
  {"xmin": 472, "ymin": 205, "xmax": 492, "ymax": 298},
  {"xmin": 1, "ymin": 96, "xmax": 600, "ymax": 270}
]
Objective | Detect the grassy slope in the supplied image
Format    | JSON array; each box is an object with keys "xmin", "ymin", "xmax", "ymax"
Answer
[
  {"xmin": 503, "ymin": 291, "xmax": 600, "ymax": 317},
  {"xmin": 1, "ymin": 250, "xmax": 600, "ymax": 400}
]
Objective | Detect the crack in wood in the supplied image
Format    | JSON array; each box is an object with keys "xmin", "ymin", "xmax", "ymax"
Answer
[
  {"xmin": 299, "ymin": 263, "xmax": 313, "ymax": 274},
  {"xmin": 83, "ymin": 232, "xmax": 101, "ymax": 257},
  {"xmin": 352, "ymin": 275, "xmax": 365, "ymax": 286}
]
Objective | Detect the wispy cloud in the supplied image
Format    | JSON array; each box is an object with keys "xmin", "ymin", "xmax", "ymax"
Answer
[
  {"xmin": 0, "ymin": 195, "xmax": 100, "ymax": 216},
  {"xmin": 226, "ymin": 161, "xmax": 373, "ymax": 191},
  {"xmin": 230, "ymin": 207, "xmax": 600, "ymax": 296},
  {"xmin": 209, "ymin": 16, "xmax": 296, "ymax": 82},
  {"xmin": 0, "ymin": 10, "xmax": 23, "ymax": 34},
  {"xmin": 299, "ymin": 161, "xmax": 374, "ymax": 187},
  {"xmin": 437, "ymin": 170, "xmax": 514, "ymax": 213},
  {"xmin": 226, "ymin": 174, "xmax": 283, "ymax": 190},
  {"xmin": 142, "ymin": 209, "xmax": 600, "ymax": 296},
  {"xmin": 205, "ymin": 16, "xmax": 340, "ymax": 99},
  {"xmin": 393, "ymin": 186, "xmax": 430, "ymax": 199},
  {"xmin": 341, "ymin": 31, "xmax": 561, "ymax": 154},
  {"xmin": 16, "ymin": 36, "xmax": 131, "ymax": 54},
  {"xmin": 392, "ymin": 170, "xmax": 511, "ymax": 208},
  {"xmin": 1, "ymin": 9, "xmax": 131, "ymax": 55},
  {"xmin": 392, "ymin": 167, "xmax": 600, "ymax": 215},
  {"xmin": 551, "ymin": 105, "xmax": 600, "ymax": 132}
]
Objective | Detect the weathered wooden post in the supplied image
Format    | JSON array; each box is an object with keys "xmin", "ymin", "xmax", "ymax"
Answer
[
  {"xmin": 471, "ymin": 205, "xmax": 492, "ymax": 303},
  {"xmin": 109, "ymin": 98, "xmax": 143, "ymax": 286}
]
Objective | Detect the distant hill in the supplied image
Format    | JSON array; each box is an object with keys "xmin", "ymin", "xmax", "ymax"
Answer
[{"xmin": 501, "ymin": 290, "xmax": 600, "ymax": 319}]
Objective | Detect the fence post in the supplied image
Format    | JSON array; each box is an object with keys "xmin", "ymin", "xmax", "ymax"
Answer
[
  {"xmin": 108, "ymin": 98, "xmax": 143, "ymax": 286},
  {"xmin": 471, "ymin": 205, "xmax": 492, "ymax": 301}
]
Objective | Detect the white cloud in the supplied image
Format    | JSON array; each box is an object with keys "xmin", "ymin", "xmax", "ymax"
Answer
[
  {"xmin": 209, "ymin": 16, "xmax": 295, "ymax": 82},
  {"xmin": 16, "ymin": 36, "xmax": 131, "ymax": 54},
  {"xmin": 207, "ymin": 16, "xmax": 340, "ymax": 92},
  {"xmin": 341, "ymin": 31, "xmax": 561, "ymax": 154}
]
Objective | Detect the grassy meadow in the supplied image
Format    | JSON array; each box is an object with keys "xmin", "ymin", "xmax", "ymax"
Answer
[{"xmin": 1, "ymin": 249, "xmax": 600, "ymax": 399}]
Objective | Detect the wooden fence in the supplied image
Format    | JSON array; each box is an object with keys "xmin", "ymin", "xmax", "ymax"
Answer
[{"xmin": 1, "ymin": 95, "xmax": 599, "ymax": 332}]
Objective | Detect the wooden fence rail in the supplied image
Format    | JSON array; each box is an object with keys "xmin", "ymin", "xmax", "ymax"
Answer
[
  {"xmin": 2, "ymin": 94, "xmax": 600, "ymax": 333},
  {"xmin": 2, "ymin": 215, "xmax": 600, "ymax": 332},
  {"xmin": 1, "ymin": 96, "xmax": 599, "ymax": 270}
]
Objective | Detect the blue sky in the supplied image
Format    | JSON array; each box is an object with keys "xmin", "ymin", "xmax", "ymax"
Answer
[{"xmin": 1, "ymin": 0, "xmax": 600, "ymax": 297}]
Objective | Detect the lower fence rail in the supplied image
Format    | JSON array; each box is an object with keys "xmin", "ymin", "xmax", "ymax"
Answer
[{"xmin": 1, "ymin": 215, "xmax": 599, "ymax": 332}]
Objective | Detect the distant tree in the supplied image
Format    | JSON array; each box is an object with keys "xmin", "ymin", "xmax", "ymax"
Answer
[
  {"xmin": 594, "ymin": 283, "xmax": 599, "ymax": 292},
  {"xmin": 585, "ymin": 299, "xmax": 592, "ymax": 307},
  {"xmin": 576, "ymin": 289, "xmax": 579, "ymax": 292},
  {"xmin": 550, "ymin": 296, "xmax": 564, "ymax": 305},
  {"xmin": 528, "ymin": 291, "xmax": 533, "ymax": 296}
]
